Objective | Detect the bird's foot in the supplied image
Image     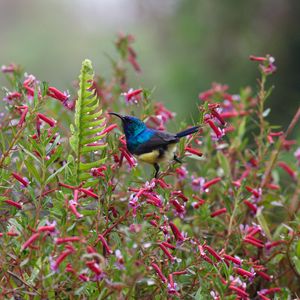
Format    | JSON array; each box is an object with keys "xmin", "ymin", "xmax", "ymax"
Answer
[
  {"xmin": 174, "ymin": 155, "xmax": 182, "ymax": 164},
  {"xmin": 154, "ymin": 163, "xmax": 160, "ymax": 178}
]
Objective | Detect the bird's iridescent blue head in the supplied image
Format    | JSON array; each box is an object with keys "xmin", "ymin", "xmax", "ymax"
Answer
[{"xmin": 109, "ymin": 113, "xmax": 146, "ymax": 138}]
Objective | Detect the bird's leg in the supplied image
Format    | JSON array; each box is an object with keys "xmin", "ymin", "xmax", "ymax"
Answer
[
  {"xmin": 174, "ymin": 154, "xmax": 182, "ymax": 164},
  {"xmin": 154, "ymin": 163, "xmax": 160, "ymax": 178}
]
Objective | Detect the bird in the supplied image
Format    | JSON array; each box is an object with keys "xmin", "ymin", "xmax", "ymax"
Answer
[{"xmin": 109, "ymin": 112, "xmax": 199, "ymax": 178}]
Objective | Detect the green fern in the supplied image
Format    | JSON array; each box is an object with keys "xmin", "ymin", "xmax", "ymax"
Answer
[{"xmin": 70, "ymin": 59, "xmax": 107, "ymax": 185}]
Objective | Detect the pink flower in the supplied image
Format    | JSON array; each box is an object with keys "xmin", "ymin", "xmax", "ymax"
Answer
[
  {"xmin": 47, "ymin": 86, "xmax": 70, "ymax": 103},
  {"xmin": 1, "ymin": 63, "xmax": 18, "ymax": 73},
  {"xmin": 122, "ymin": 88, "xmax": 143, "ymax": 104},
  {"xmin": 21, "ymin": 232, "xmax": 40, "ymax": 250},
  {"xmin": 37, "ymin": 113, "xmax": 57, "ymax": 127},
  {"xmin": 211, "ymin": 208, "xmax": 227, "ymax": 218},
  {"xmin": 223, "ymin": 254, "xmax": 242, "ymax": 266},
  {"xmin": 206, "ymin": 118, "xmax": 225, "ymax": 140},
  {"xmin": 250, "ymin": 54, "xmax": 277, "ymax": 75},
  {"xmin": 175, "ymin": 166, "xmax": 188, "ymax": 181},
  {"xmin": 185, "ymin": 146, "xmax": 203, "ymax": 157},
  {"xmin": 294, "ymin": 147, "xmax": 300, "ymax": 165},
  {"xmin": 151, "ymin": 262, "xmax": 167, "ymax": 283},
  {"xmin": 4, "ymin": 91, "xmax": 22, "ymax": 102},
  {"xmin": 4, "ymin": 199, "xmax": 23, "ymax": 210},
  {"xmin": 169, "ymin": 222, "xmax": 185, "ymax": 242},
  {"xmin": 55, "ymin": 237, "xmax": 81, "ymax": 245},
  {"xmin": 278, "ymin": 161, "xmax": 296, "ymax": 179},
  {"xmin": 234, "ymin": 267, "xmax": 255, "ymax": 279},
  {"xmin": 97, "ymin": 234, "xmax": 113, "ymax": 255},
  {"xmin": 16, "ymin": 105, "xmax": 28, "ymax": 127},
  {"xmin": 12, "ymin": 172, "xmax": 29, "ymax": 187},
  {"xmin": 50, "ymin": 247, "xmax": 75, "ymax": 272}
]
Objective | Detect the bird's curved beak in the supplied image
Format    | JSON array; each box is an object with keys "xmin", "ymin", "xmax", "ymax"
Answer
[{"xmin": 108, "ymin": 112, "xmax": 125, "ymax": 121}]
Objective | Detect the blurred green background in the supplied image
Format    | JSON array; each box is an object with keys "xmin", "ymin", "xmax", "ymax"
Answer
[{"xmin": 1, "ymin": 0, "xmax": 299, "ymax": 130}]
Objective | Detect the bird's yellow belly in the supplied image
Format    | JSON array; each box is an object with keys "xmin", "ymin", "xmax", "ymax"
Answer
[{"xmin": 135, "ymin": 144, "xmax": 177, "ymax": 165}]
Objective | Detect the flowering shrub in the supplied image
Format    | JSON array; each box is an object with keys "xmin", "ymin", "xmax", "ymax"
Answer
[{"xmin": 0, "ymin": 34, "xmax": 300, "ymax": 299}]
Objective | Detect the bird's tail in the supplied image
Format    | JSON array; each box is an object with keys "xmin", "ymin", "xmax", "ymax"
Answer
[{"xmin": 176, "ymin": 126, "xmax": 200, "ymax": 138}]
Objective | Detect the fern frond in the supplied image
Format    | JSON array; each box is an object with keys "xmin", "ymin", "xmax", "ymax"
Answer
[{"xmin": 70, "ymin": 59, "xmax": 107, "ymax": 185}]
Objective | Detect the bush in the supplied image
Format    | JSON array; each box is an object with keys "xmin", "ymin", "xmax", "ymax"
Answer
[{"xmin": 0, "ymin": 34, "xmax": 299, "ymax": 299}]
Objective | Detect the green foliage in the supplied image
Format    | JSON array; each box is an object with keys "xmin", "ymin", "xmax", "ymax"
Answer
[{"xmin": 69, "ymin": 59, "xmax": 107, "ymax": 185}]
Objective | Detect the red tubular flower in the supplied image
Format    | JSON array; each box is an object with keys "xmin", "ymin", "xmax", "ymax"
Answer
[
  {"xmin": 5, "ymin": 91, "xmax": 22, "ymax": 101},
  {"xmin": 4, "ymin": 199, "xmax": 22, "ymax": 210},
  {"xmin": 203, "ymin": 245, "xmax": 222, "ymax": 262},
  {"xmin": 234, "ymin": 267, "xmax": 255, "ymax": 278},
  {"xmin": 158, "ymin": 243, "xmax": 175, "ymax": 261},
  {"xmin": 122, "ymin": 88, "xmax": 143, "ymax": 103},
  {"xmin": 97, "ymin": 234, "xmax": 113, "ymax": 255},
  {"xmin": 169, "ymin": 222, "xmax": 185, "ymax": 242},
  {"xmin": 266, "ymin": 183, "xmax": 280, "ymax": 190},
  {"xmin": 91, "ymin": 166, "xmax": 107, "ymax": 177},
  {"xmin": 99, "ymin": 124, "xmax": 118, "ymax": 136},
  {"xmin": 119, "ymin": 147, "xmax": 136, "ymax": 168},
  {"xmin": 47, "ymin": 86, "xmax": 70, "ymax": 102},
  {"xmin": 1, "ymin": 63, "xmax": 18, "ymax": 73},
  {"xmin": 7, "ymin": 231, "xmax": 19, "ymax": 236},
  {"xmin": 258, "ymin": 295, "xmax": 271, "ymax": 300},
  {"xmin": 203, "ymin": 177, "xmax": 221, "ymax": 190},
  {"xmin": 171, "ymin": 198, "xmax": 185, "ymax": 214},
  {"xmin": 12, "ymin": 172, "xmax": 29, "ymax": 187},
  {"xmin": 243, "ymin": 200, "xmax": 257, "ymax": 214},
  {"xmin": 171, "ymin": 190, "xmax": 188, "ymax": 202},
  {"xmin": 210, "ymin": 108, "xmax": 226, "ymax": 126},
  {"xmin": 155, "ymin": 178, "xmax": 171, "ymax": 189},
  {"xmin": 256, "ymin": 271, "xmax": 272, "ymax": 281},
  {"xmin": 211, "ymin": 208, "xmax": 227, "ymax": 218},
  {"xmin": 37, "ymin": 113, "xmax": 57, "ymax": 127},
  {"xmin": 223, "ymin": 254, "xmax": 241, "ymax": 265},
  {"xmin": 185, "ymin": 146, "xmax": 203, "ymax": 157},
  {"xmin": 128, "ymin": 55, "xmax": 141, "ymax": 72},
  {"xmin": 149, "ymin": 220, "xmax": 158, "ymax": 227},
  {"xmin": 247, "ymin": 226, "xmax": 261, "ymax": 236},
  {"xmin": 245, "ymin": 186, "xmax": 260, "ymax": 198},
  {"xmin": 56, "ymin": 237, "xmax": 81, "ymax": 245},
  {"xmin": 79, "ymin": 188, "xmax": 98, "ymax": 199},
  {"xmin": 151, "ymin": 262, "xmax": 167, "ymax": 283},
  {"xmin": 86, "ymin": 260, "xmax": 102, "ymax": 275},
  {"xmin": 86, "ymin": 245, "xmax": 97, "ymax": 254},
  {"xmin": 261, "ymin": 287, "xmax": 281, "ymax": 295},
  {"xmin": 69, "ymin": 202, "xmax": 83, "ymax": 218},
  {"xmin": 51, "ymin": 248, "xmax": 74, "ymax": 271},
  {"xmin": 265, "ymin": 240, "xmax": 285, "ymax": 250},
  {"xmin": 21, "ymin": 232, "xmax": 40, "ymax": 250},
  {"xmin": 15, "ymin": 105, "xmax": 28, "ymax": 127},
  {"xmin": 38, "ymin": 225, "xmax": 56, "ymax": 233},
  {"xmin": 206, "ymin": 118, "xmax": 224, "ymax": 139},
  {"xmin": 249, "ymin": 55, "xmax": 267, "ymax": 62},
  {"xmin": 161, "ymin": 241, "xmax": 176, "ymax": 250},
  {"xmin": 277, "ymin": 161, "xmax": 296, "ymax": 179},
  {"xmin": 58, "ymin": 182, "xmax": 77, "ymax": 190},
  {"xmin": 172, "ymin": 270, "xmax": 187, "ymax": 275},
  {"xmin": 229, "ymin": 285, "xmax": 249, "ymax": 298},
  {"xmin": 65, "ymin": 263, "xmax": 76, "ymax": 274},
  {"xmin": 243, "ymin": 237, "xmax": 264, "ymax": 248}
]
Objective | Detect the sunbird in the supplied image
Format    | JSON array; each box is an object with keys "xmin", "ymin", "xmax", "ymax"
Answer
[{"xmin": 109, "ymin": 112, "xmax": 199, "ymax": 178}]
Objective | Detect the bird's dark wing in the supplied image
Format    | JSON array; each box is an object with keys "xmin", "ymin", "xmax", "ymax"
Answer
[{"xmin": 132, "ymin": 130, "xmax": 178, "ymax": 155}]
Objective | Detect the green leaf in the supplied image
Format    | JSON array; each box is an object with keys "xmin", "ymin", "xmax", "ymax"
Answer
[
  {"xmin": 45, "ymin": 162, "xmax": 69, "ymax": 185},
  {"xmin": 217, "ymin": 151, "xmax": 230, "ymax": 177},
  {"xmin": 69, "ymin": 59, "xmax": 107, "ymax": 185},
  {"xmin": 256, "ymin": 209, "xmax": 272, "ymax": 240},
  {"xmin": 24, "ymin": 159, "xmax": 41, "ymax": 184}
]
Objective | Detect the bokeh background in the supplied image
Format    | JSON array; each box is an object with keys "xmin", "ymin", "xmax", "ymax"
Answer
[{"xmin": 0, "ymin": 0, "xmax": 299, "ymax": 131}]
